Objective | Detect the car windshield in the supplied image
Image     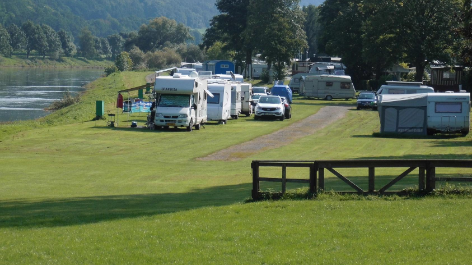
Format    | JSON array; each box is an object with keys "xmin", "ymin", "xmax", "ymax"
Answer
[
  {"xmin": 253, "ymin": 87, "xmax": 266, "ymax": 94},
  {"xmin": 259, "ymin": 96, "xmax": 281, "ymax": 104},
  {"xmin": 158, "ymin": 94, "xmax": 190, "ymax": 107},
  {"xmin": 358, "ymin": 93, "xmax": 375, "ymax": 99}
]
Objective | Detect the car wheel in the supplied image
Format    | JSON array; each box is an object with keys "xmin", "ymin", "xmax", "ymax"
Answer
[
  {"xmin": 254, "ymin": 115, "xmax": 259, "ymax": 120},
  {"xmin": 326, "ymin": 95, "xmax": 333, "ymax": 101},
  {"xmin": 187, "ymin": 120, "xmax": 193, "ymax": 132},
  {"xmin": 280, "ymin": 115, "xmax": 285, "ymax": 121},
  {"xmin": 357, "ymin": 106, "xmax": 360, "ymax": 110}
]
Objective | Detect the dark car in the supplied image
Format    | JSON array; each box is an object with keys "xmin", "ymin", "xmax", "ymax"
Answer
[
  {"xmin": 280, "ymin": 96, "xmax": 292, "ymax": 119},
  {"xmin": 357, "ymin": 92, "xmax": 378, "ymax": 110}
]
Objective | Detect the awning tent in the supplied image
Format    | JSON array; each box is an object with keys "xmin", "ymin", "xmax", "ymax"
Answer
[{"xmin": 378, "ymin": 94, "xmax": 429, "ymax": 135}]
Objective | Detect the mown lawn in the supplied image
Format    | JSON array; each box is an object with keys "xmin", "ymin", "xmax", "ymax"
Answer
[{"xmin": 0, "ymin": 71, "xmax": 471, "ymax": 264}]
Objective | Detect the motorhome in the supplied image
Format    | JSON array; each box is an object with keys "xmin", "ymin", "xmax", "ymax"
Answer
[
  {"xmin": 231, "ymin": 83, "xmax": 242, "ymax": 119},
  {"xmin": 377, "ymin": 81, "xmax": 435, "ymax": 95},
  {"xmin": 377, "ymin": 93, "xmax": 470, "ymax": 135},
  {"xmin": 207, "ymin": 79, "xmax": 232, "ymax": 124},
  {"xmin": 240, "ymin": 83, "xmax": 253, "ymax": 116},
  {"xmin": 213, "ymin": 72, "xmax": 244, "ymax": 82},
  {"xmin": 174, "ymin": 68, "xmax": 197, "ymax": 76},
  {"xmin": 300, "ymin": 75, "xmax": 356, "ymax": 100},
  {"xmin": 153, "ymin": 72, "xmax": 210, "ymax": 131}
]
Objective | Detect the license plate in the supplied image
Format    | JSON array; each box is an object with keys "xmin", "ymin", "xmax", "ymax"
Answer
[
  {"xmin": 166, "ymin": 123, "xmax": 175, "ymax": 126},
  {"xmin": 264, "ymin": 113, "xmax": 272, "ymax": 115}
]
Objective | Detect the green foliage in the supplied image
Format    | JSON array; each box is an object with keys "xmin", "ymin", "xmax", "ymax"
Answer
[
  {"xmin": 303, "ymin": 5, "xmax": 321, "ymax": 58},
  {"xmin": 0, "ymin": 24, "xmax": 12, "ymax": 57},
  {"xmin": 135, "ymin": 17, "xmax": 193, "ymax": 52},
  {"xmin": 6, "ymin": 24, "xmax": 26, "ymax": 57},
  {"xmin": 260, "ymin": 69, "xmax": 270, "ymax": 83},
  {"xmin": 114, "ymin": 51, "xmax": 133, "ymax": 71},
  {"xmin": 128, "ymin": 46, "xmax": 146, "ymax": 70},
  {"xmin": 78, "ymin": 28, "xmax": 96, "ymax": 59},
  {"xmin": 205, "ymin": 41, "xmax": 232, "ymax": 60},
  {"xmin": 57, "ymin": 29, "xmax": 76, "ymax": 57},
  {"xmin": 46, "ymin": 90, "xmax": 80, "ymax": 110},
  {"xmin": 104, "ymin": 65, "xmax": 119, "ymax": 76}
]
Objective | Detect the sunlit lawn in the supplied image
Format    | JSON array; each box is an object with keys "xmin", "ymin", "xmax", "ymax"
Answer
[{"xmin": 0, "ymin": 72, "xmax": 471, "ymax": 264}]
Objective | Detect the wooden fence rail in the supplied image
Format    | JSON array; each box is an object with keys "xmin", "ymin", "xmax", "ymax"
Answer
[{"xmin": 251, "ymin": 160, "xmax": 472, "ymax": 200}]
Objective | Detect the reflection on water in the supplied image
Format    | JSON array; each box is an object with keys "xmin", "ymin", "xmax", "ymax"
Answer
[{"xmin": 0, "ymin": 68, "xmax": 103, "ymax": 122}]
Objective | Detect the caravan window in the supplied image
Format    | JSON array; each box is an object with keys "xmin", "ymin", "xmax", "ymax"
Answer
[
  {"xmin": 208, "ymin": 93, "xmax": 220, "ymax": 104},
  {"xmin": 326, "ymin": 82, "xmax": 333, "ymax": 87},
  {"xmin": 340, "ymin": 82, "xmax": 351, "ymax": 89},
  {"xmin": 158, "ymin": 94, "xmax": 190, "ymax": 107},
  {"xmin": 435, "ymin": 102, "xmax": 462, "ymax": 113}
]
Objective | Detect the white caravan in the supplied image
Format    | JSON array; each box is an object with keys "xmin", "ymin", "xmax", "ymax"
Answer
[
  {"xmin": 174, "ymin": 68, "xmax": 197, "ymax": 76},
  {"xmin": 377, "ymin": 93, "xmax": 470, "ymax": 135},
  {"xmin": 213, "ymin": 71, "xmax": 244, "ymax": 82},
  {"xmin": 231, "ymin": 83, "xmax": 242, "ymax": 119},
  {"xmin": 377, "ymin": 81, "xmax": 435, "ymax": 95},
  {"xmin": 153, "ymin": 72, "xmax": 210, "ymax": 131},
  {"xmin": 427, "ymin": 93, "xmax": 470, "ymax": 135},
  {"xmin": 300, "ymin": 75, "xmax": 356, "ymax": 100},
  {"xmin": 240, "ymin": 83, "xmax": 253, "ymax": 116},
  {"xmin": 207, "ymin": 79, "xmax": 232, "ymax": 124}
]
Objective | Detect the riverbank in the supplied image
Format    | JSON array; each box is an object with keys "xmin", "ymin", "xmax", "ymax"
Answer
[{"xmin": 0, "ymin": 55, "xmax": 113, "ymax": 68}]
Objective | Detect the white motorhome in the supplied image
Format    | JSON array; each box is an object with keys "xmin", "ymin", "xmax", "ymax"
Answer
[
  {"xmin": 377, "ymin": 81, "xmax": 435, "ymax": 95},
  {"xmin": 300, "ymin": 75, "xmax": 356, "ymax": 100},
  {"xmin": 240, "ymin": 83, "xmax": 253, "ymax": 116},
  {"xmin": 377, "ymin": 93, "xmax": 470, "ymax": 135},
  {"xmin": 153, "ymin": 72, "xmax": 210, "ymax": 131},
  {"xmin": 207, "ymin": 79, "xmax": 232, "ymax": 124},
  {"xmin": 231, "ymin": 83, "xmax": 242, "ymax": 119},
  {"xmin": 174, "ymin": 68, "xmax": 197, "ymax": 76},
  {"xmin": 213, "ymin": 72, "xmax": 244, "ymax": 82}
]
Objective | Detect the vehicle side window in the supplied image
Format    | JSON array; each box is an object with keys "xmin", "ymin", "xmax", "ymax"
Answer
[
  {"xmin": 435, "ymin": 102, "xmax": 462, "ymax": 113},
  {"xmin": 326, "ymin": 82, "xmax": 333, "ymax": 87},
  {"xmin": 340, "ymin": 82, "xmax": 351, "ymax": 89}
]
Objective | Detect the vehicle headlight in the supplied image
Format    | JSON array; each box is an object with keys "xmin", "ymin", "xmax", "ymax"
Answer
[
  {"xmin": 256, "ymin": 106, "xmax": 262, "ymax": 111},
  {"xmin": 178, "ymin": 114, "xmax": 188, "ymax": 118}
]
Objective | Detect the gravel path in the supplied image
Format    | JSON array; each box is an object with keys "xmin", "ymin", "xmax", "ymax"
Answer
[{"xmin": 198, "ymin": 105, "xmax": 351, "ymax": 161}]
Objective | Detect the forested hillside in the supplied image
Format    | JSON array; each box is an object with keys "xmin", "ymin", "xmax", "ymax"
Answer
[{"xmin": 0, "ymin": 0, "xmax": 218, "ymax": 39}]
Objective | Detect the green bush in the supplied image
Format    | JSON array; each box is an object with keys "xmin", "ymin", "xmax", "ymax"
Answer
[
  {"xmin": 104, "ymin": 65, "xmax": 119, "ymax": 76},
  {"xmin": 46, "ymin": 90, "xmax": 80, "ymax": 110}
]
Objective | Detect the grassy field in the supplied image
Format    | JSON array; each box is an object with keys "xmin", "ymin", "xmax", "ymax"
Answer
[{"xmin": 0, "ymin": 71, "xmax": 471, "ymax": 264}]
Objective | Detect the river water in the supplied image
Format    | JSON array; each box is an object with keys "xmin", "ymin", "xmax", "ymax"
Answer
[{"xmin": 0, "ymin": 68, "xmax": 103, "ymax": 123}]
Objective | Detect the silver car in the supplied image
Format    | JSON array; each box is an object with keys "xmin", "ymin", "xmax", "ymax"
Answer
[{"xmin": 254, "ymin": 95, "xmax": 285, "ymax": 121}]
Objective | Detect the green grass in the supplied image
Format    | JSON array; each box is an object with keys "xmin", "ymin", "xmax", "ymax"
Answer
[
  {"xmin": 0, "ymin": 71, "xmax": 472, "ymax": 264},
  {"xmin": 0, "ymin": 54, "xmax": 113, "ymax": 68}
]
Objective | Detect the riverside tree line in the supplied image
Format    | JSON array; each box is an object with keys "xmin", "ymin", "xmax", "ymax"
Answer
[{"xmin": 1, "ymin": 0, "xmax": 472, "ymax": 90}]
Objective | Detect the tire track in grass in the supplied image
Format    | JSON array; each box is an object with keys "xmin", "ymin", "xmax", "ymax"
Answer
[{"xmin": 198, "ymin": 105, "xmax": 352, "ymax": 161}]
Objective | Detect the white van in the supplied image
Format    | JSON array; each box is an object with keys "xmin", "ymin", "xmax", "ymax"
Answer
[
  {"xmin": 301, "ymin": 75, "xmax": 356, "ymax": 100},
  {"xmin": 207, "ymin": 80, "xmax": 232, "ymax": 124},
  {"xmin": 240, "ymin": 83, "xmax": 253, "ymax": 116},
  {"xmin": 377, "ymin": 81, "xmax": 434, "ymax": 95},
  {"xmin": 231, "ymin": 83, "xmax": 242, "ymax": 119},
  {"xmin": 153, "ymin": 72, "xmax": 210, "ymax": 131},
  {"xmin": 427, "ymin": 93, "xmax": 470, "ymax": 135}
]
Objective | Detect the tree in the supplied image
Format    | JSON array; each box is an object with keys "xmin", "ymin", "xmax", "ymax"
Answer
[
  {"xmin": 78, "ymin": 28, "xmax": 96, "ymax": 59},
  {"xmin": 456, "ymin": 0, "xmax": 472, "ymax": 65},
  {"xmin": 21, "ymin": 21, "xmax": 48, "ymax": 58},
  {"xmin": 400, "ymin": 0, "xmax": 460, "ymax": 81},
  {"xmin": 0, "ymin": 24, "xmax": 12, "ymax": 57},
  {"xmin": 128, "ymin": 46, "xmax": 146, "ymax": 69},
  {"xmin": 176, "ymin": 44, "xmax": 205, "ymax": 63},
  {"xmin": 6, "ymin": 24, "xmax": 26, "ymax": 57},
  {"xmin": 303, "ymin": 5, "xmax": 321, "ymax": 59},
  {"xmin": 107, "ymin": 34, "xmax": 124, "ymax": 60},
  {"xmin": 115, "ymin": 51, "xmax": 133, "ymax": 71},
  {"xmin": 41, "ymin": 24, "xmax": 61, "ymax": 59},
  {"xmin": 245, "ymin": 0, "xmax": 307, "ymax": 80},
  {"xmin": 100, "ymin": 37, "xmax": 111, "ymax": 58},
  {"xmin": 58, "ymin": 29, "xmax": 76, "ymax": 57},
  {"xmin": 135, "ymin": 17, "xmax": 193, "ymax": 52},
  {"xmin": 202, "ymin": 0, "xmax": 252, "ymax": 75},
  {"xmin": 206, "ymin": 41, "xmax": 232, "ymax": 60}
]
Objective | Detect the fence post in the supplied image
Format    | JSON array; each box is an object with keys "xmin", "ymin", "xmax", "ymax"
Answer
[
  {"xmin": 251, "ymin": 161, "xmax": 260, "ymax": 200},
  {"xmin": 282, "ymin": 164, "xmax": 287, "ymax": 194},
  {"xmin": 319, "ymin": 167, "xmax": 325, "ymax": 191},
  {"xmin": 368, "ymin": 167, "xmax": 375, "ymax": 193},
  {"xmin": 309, "ymin": 163, "xmax": 317, "ymax": 194},
  {"xmin": 419, "ymin": 167, "xmax": 425, "ymax": 191}
]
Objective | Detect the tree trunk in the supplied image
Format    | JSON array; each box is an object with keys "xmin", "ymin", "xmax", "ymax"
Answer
[{"xmin": 415, "ymin": 63, "xmax": 425, "ymax": 82}]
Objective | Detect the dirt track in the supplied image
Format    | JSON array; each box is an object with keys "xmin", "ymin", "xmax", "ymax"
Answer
[{"xmin": 197, "ymin": 105, "xmax": 351, "ymax": 161}]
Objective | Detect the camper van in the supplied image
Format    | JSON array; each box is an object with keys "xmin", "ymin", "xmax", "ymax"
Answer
[
  {"xmin": 240, "ymin": 83, "xmax": 253, "ymax": 116},
  {"xmin": 231, "ymin": 83, "xmax": 242, "ymax": 119},
  {"xmin": 377, "ymin": 93, "xmax": 470, "ymax": 135},
  {"xmin": 377, "ymin": 81, "xmax": 435, "ymax": 95},
  {"xmin": 153, "ymin": 72, "xmax": 210, "ymax": 131},
  {"xmin": 207, "ymin": 79, "xmax": 232, "ymax": 124},
  {"xmin": 301, "ymin": 75, "xmax": 356, "ymax": 100}
]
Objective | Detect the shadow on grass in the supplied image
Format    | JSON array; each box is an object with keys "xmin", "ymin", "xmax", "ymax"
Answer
[{"xmin": 0, "ymin": 183, "xmax": 251, "ymax": 229}]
